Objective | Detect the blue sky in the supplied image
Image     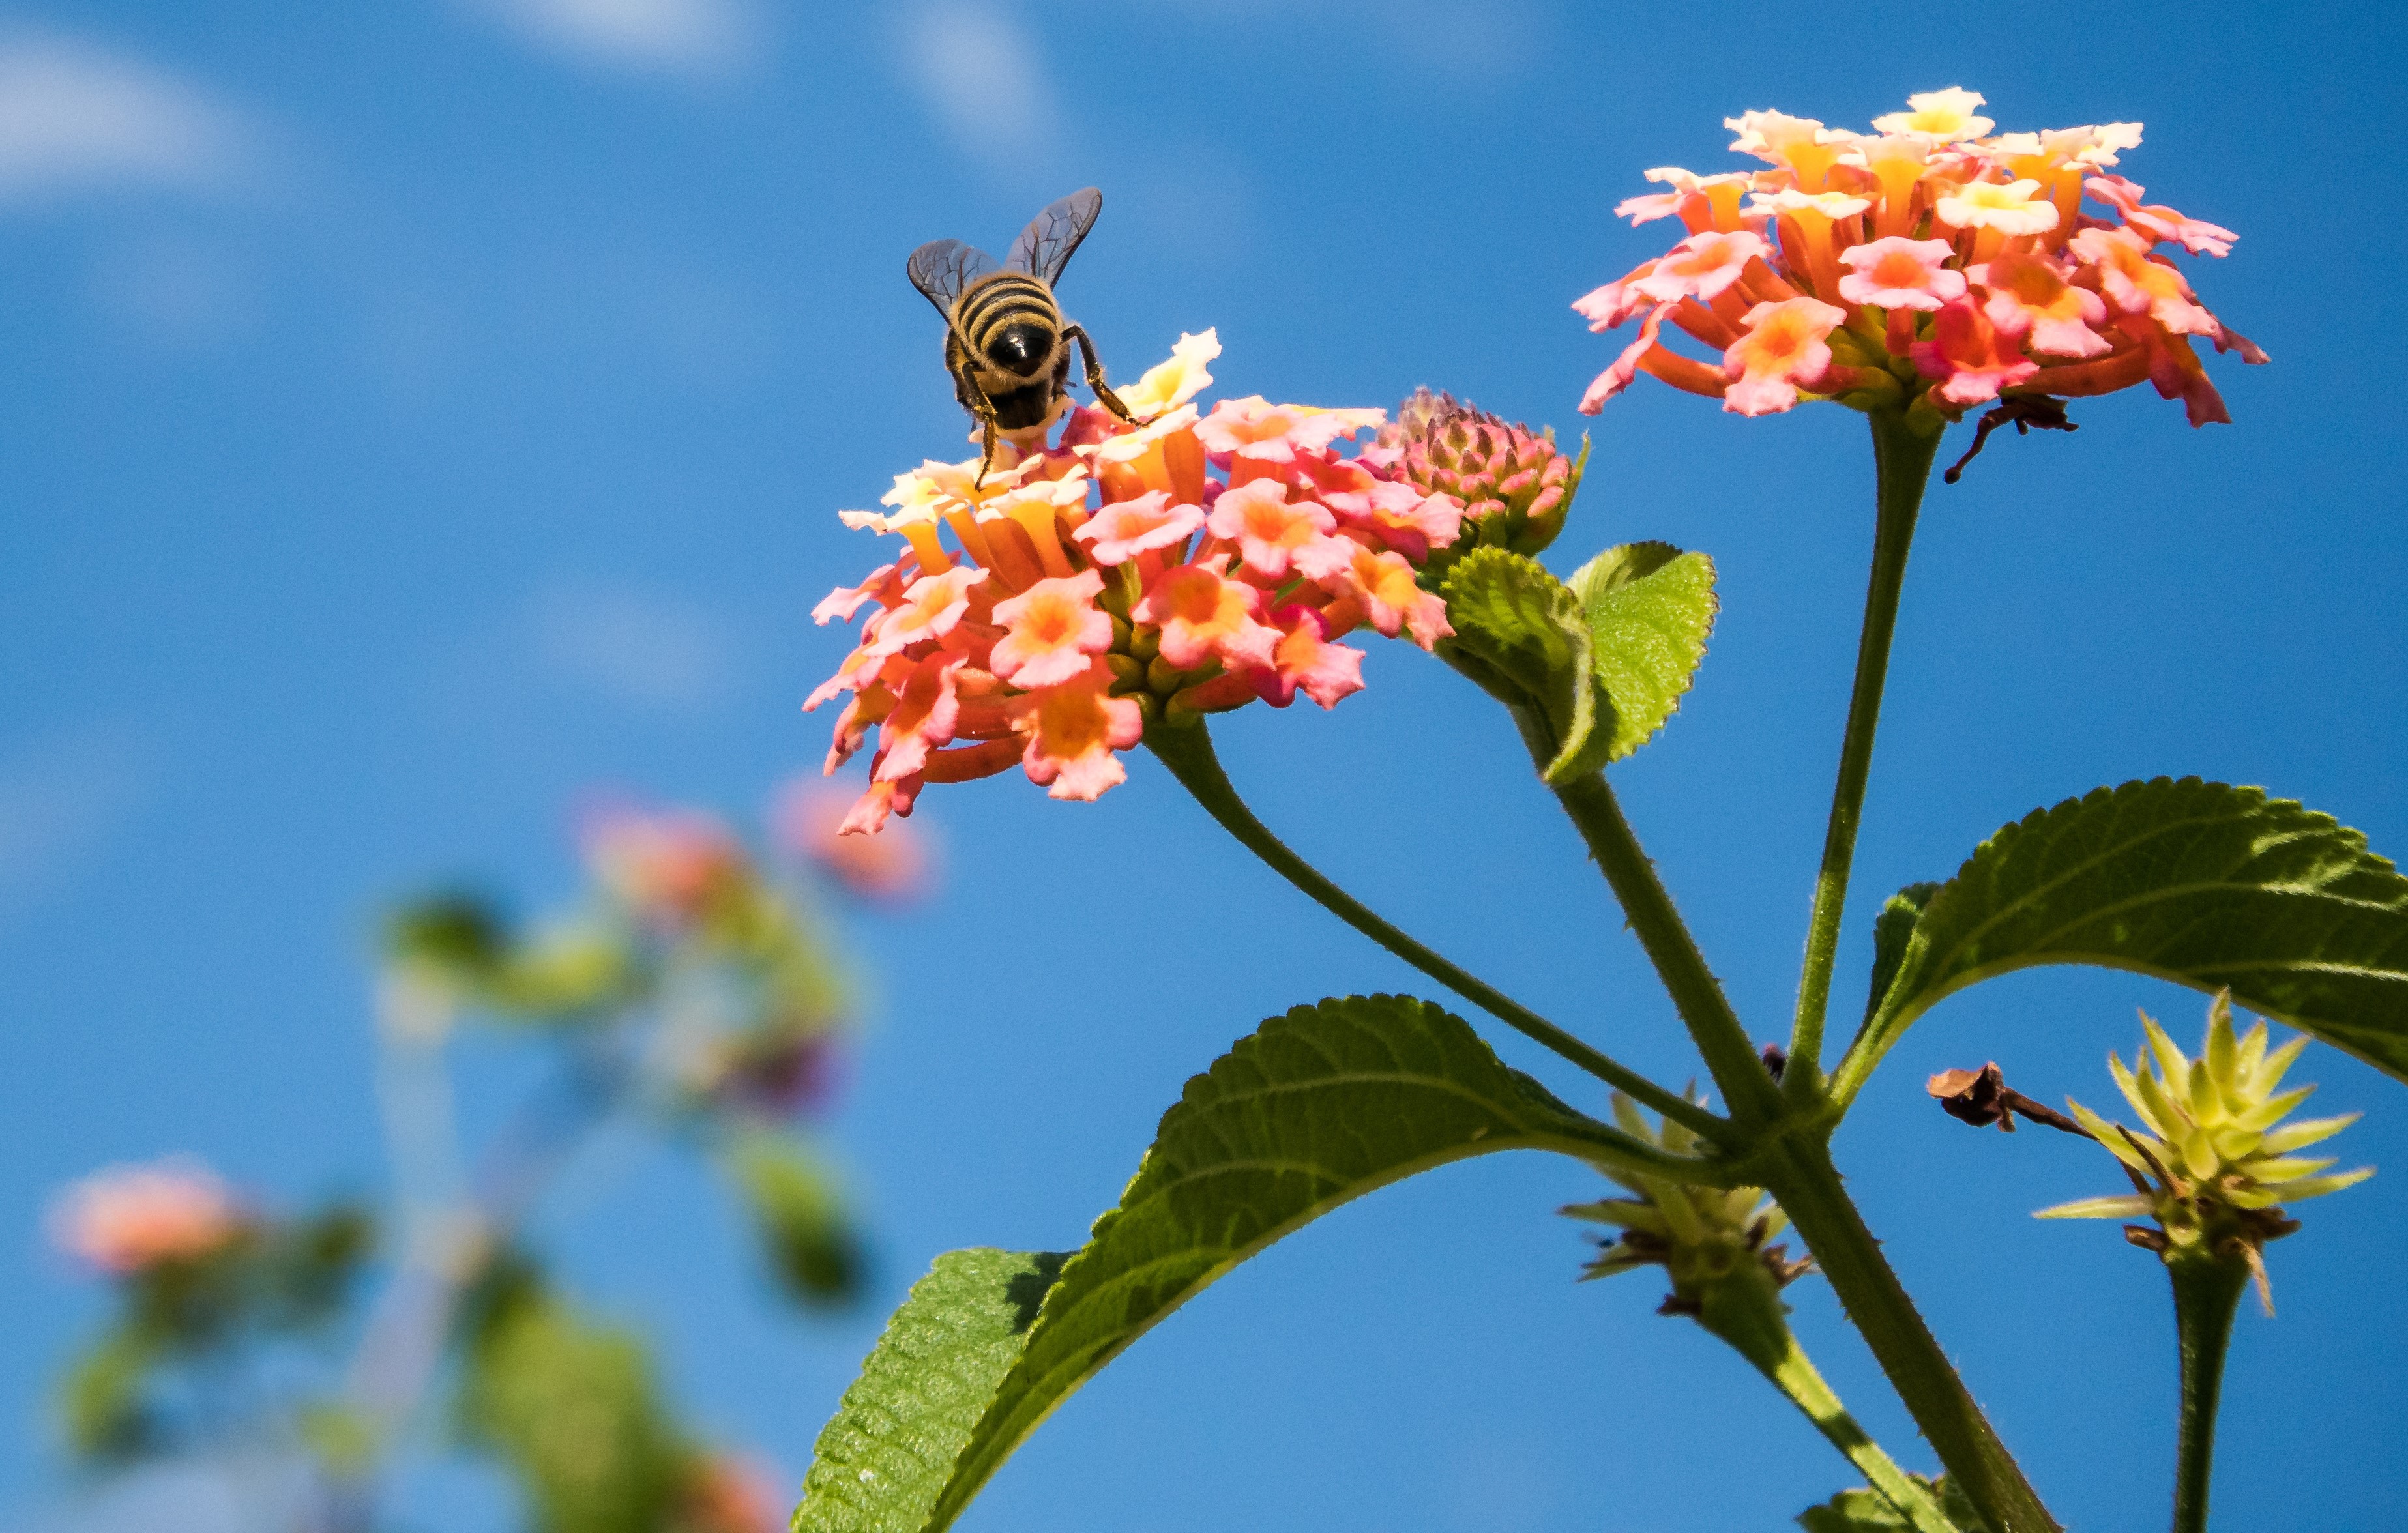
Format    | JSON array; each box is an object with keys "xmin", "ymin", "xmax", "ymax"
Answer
[{"xmin": 3, "ymin": 1, "xmax": 2405, "ymax": 1530}]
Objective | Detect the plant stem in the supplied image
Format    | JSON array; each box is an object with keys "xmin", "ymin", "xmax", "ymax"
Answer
[
  {"xmin": 1788, "ymin": 410, "xmax": 1943, "ymax": 1089},
  {"xmin": 1549, "ymin": 772, "xmax": 1784, "ymax": 1126},
  {"xmin": 2167, "ymin": 1250, "xmax": 2250, "ymax": 1533},
  {"xmin": 1692, "ymin": 1271, "xmax": 1958, "ymax": 1533},
  {"xmin": 1145, "ymin": 718, "xmax": 1727, "ymax": 1144},
  {"xmin": 1761, "ymin": 1135, "xmax": 2060, "ymax": 1533}
]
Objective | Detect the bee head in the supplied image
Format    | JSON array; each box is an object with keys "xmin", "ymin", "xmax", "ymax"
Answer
[{"xmin": 986, "ymin": 321, "xmax": 1052, "ymax": 378}]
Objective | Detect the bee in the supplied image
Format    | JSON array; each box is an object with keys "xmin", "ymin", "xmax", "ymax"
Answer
[{"xmin": 908, "ymin": 186, "xmax": 1137, "ymax": 485}]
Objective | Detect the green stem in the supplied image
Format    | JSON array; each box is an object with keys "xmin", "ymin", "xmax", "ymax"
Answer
[
  {"xmin": 1761, "ymin": 1136, "xmax": 2059, "ymax": 1533},
  {"xmin": 2167, "ymin": 1251, "xmax": 2250, "ymax": 1533},
  {"xmin": 1145, "ymin": 719, "xmax": 1727, "ymax": 1144},
  {"xmin": 1789, "ymin": 410, "xmax": 1942, "ymax": 1090},
  {"xmin": 1692, "ymin": 1270, "xmax": 1958, "ymax": 1533},
  {"xmin": 1549, "ymin": 772, "xmax": 1783, "ymax": 1126}
]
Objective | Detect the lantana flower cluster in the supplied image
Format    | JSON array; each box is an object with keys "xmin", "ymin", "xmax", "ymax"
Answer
[
  {"xmin": 809, "ymin": 331, "xmax": 1479, "ymax": 833},
  {"xmin": 1578, "ymin": 88, "xmax": 2265, "ymax": 426},
  {"xmin": 50, "ymin": 1158, "xmax": 248, "ymax": 1274}
]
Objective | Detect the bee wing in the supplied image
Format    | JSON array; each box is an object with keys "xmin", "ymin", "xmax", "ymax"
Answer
[
  {"xmin": 1003, "ymin": 188, "xmax": 1103, "ymax": 285},
  {"xmin": 907, "ymin": 239, "xmax": 1000, "ymax": 319}
]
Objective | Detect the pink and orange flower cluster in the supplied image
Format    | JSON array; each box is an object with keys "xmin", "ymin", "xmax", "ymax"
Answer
[
  {"xmin": 1577, "ymin": 89, "xmax": 2265, "ymax": 426},
  {"xmin": 50, "ymin": 1158, "xmax": 248, "ymax": 1274},
  {"xmin": 809, "ymin": 332, "xmax": 1467, "ymax": 832}
]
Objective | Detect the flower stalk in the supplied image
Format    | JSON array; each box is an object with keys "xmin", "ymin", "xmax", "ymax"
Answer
[
  {"xmin": 1759, "ymin": 1135, "xmax": 2061, "ymax": 1533},
  {"xmin": 2167, "ymin": 1247, "xmax": 2250, "ymax": 1533},
  {"xmin": 1145, "ymin": 718, "xmax": 1729, "ymax": 1146},
  {"xmin": 1793, "ymin": 409, "xmax": 1943, "ymax": 1089},
  {"xmin": 1548, "ymin": 771, "xmax": 1783, "ymax": 1126}
]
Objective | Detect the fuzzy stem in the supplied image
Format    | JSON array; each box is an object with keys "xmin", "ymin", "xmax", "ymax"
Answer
[
  {"xmin": 2167, "ymin": 1249, "xmax": 2250, "ymax": 1533},
  {"xmin": 1549, "ymin": 772, "xmax": 1784, "ymax": 1126},
  {"xmin": 1691, "ymin": 1267, "xmax": 1959, "ymax": 1533},
  {"xmin": 1760, "ymin": 1135, "xmax": 2060, "ymax": 1533},
  {"xmin": 1789, "ymin": 410, "xmax": 1942, "ymax": 1090},
  {"xmin": 1145, "ymin": 718, "xmax": 1728, "ymax": 1145}
]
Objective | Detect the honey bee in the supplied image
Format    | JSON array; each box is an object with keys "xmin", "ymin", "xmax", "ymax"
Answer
[{"xmin": 907, "ymin": 186, "xmax": 1137, "ymax": 485}]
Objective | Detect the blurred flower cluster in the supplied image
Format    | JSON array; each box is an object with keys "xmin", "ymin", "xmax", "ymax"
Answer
[
  {"xmin": 1577, "ymin": 88, "xmax": 2265, "ymax": 427},
  {"xmin": 44, "ymin": 781, "xmax": 926, "ymax": 1532},
  {"xmin": 809, "ymin": 332, "xmax": 1585, "ymax": 832}
]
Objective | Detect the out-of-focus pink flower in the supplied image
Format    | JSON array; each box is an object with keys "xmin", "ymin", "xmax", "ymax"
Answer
[
  {"xmin": 678, "ymin": 1454, "xmax": 787, "ymax": 1533},
  {"xmin": 774, "ymin": 780, "xmax": 931, "ymax": 902},
  {"xmin": 584, "ymin": 804, "xmax": 750, "ymax": 926},
  {"xmin": 51, "ymin": 1158, "xmax": 245, "ymax": 1274},
  {"xmin": 1574, "ymin": 88, "xmax": 2264, "ymax": 428}
]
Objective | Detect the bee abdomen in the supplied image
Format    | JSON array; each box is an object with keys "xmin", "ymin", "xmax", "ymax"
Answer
[{"xmin": 959, "ymin": 274, "xmax": 1061, "ymax": 377}]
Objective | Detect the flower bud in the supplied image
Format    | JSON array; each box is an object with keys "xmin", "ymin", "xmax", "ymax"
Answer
[{"xmin": 1375, "ymin": 388, "xmax": 1587, "ymax": 570}]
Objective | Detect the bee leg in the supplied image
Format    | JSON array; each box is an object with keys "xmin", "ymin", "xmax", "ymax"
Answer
[
  {"xmin": 1063, "ymin": 325, "xmax": 1138, "ymax": 423},
  {"xmin": 974, "ymin": 411, "xmax": 999, "ymax": 488}
]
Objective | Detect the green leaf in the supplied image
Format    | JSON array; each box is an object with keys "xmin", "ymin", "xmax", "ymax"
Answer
[
  {"xmin": 793, "ymin": 1248, "xmax": 1066, "ymax": 1533},
  {"xmin": 1843, "ymin": 778, "xmax": 2408, "ymax": 1102},
  {"xmin": 457, "ymin": 1281, "xmax": 689, "ymax": 1533},
  {"xmin": 1799, "ymin": 1476, "xmax": 1985, "ymax": 1532},
  {"xmin": 731, "ymin": 1133, "xmax": 866, "ymax": 1309},
  {"xmin": 1566, "ymin": 541, "xmax": 1718, "ymax": 761},
  {"xmin": 1438, "ymin": 547, "xmax": 1614, "ymax": 782},
  {"xmin": 935, "ymin": 994, "xmax": 1625, "ymax": 1529},
  {"xmin": 793, "ymin": 995, "xmax": 1632, "ymax": 1533}
]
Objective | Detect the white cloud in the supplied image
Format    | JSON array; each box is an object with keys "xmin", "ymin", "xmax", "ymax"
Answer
[
  {"xmin": 0, "ymin": 721, "xmax": 154, "ymax": 920},
  {"xmin": 527, "ymin": 577, "xmax": 739, "ymax": 711},
  {"xmin": 462, "ymin": 0, "xmax": 765, "ymax": 80},
  {"xmin": 0, "ymin": 31, "xmax": 256, "ymax": 205},
  {"xmin": 897, "ymin": 4, "xmax": 1064, "ymax": 174}
]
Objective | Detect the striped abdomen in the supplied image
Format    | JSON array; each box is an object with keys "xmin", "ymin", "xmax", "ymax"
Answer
[{"xmin": 954, "ymin": 273, "xmax": 1063, "ymax": 380}]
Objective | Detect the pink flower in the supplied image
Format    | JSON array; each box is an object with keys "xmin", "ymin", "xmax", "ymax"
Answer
[
  {"xmin": 1332, "ymin": 542, "xmax": 1452, "ymax": 650},
  {"xmin": 2071, "ymin": 226, "xmax": 2218, "ymax": 335},
  {"xmin": 1836, "ymin": 237, "xmax": 1965, "ymax": 310},
  {"xmin": 1573, "ymin": 259, "xmax": 1667, "ymax": 333},
  {"xmin": 1911, "ymin": 299, "xmax": 2040, "ymax": 405},
  {"xmin": 864, "ymin": 567, "xmax": 986, "ymax": 657},
  {"xmin": 679, "ymin": 1454, "xmax": 788, "ymax": 1533},
  {"xmin": 1193, "ymin": 396, "xmax": 1384, "ymax": 467},
  {"xmin": 1722, "ymin": 298, "xmax": 1847, "ymax": 416},
  {"xmin": 1008, "ymin": 662, "xmax": 1144, "ymax": 801},
  {"xmin": 51, "ymin": 1159, "xmax": 245, "ymax": 1274},
  {"xmin": 584, "ymin": 804, "xmax": 750, "ymax": 925},
  {"xmin": 1257, "ymin": 605, "xmax": 1366, "ymax": 709},
  {"xmin": 1628, "ymin": 230, "xmax": 1774, "ymax": 304},
  {"xmin": 989, "ymin": 570, "xmax": 1113, "ymax": 688},
  {"xmin": 774, "ymin": 779, "xmax": 931, "ymax": 901},
  {"xmin": 1204, "ymin": 479, "xmax": 1340, "ymax": 581},
  {"xmin": 1347, "ymin": 480, "xmax": 1465, "ymax": 564},
  {"xmin": 873, "ymin": 651, "xmax": 965, "ymax": 783},
  {"xmin": 2085, "ymin": 175, "xmax": 2237, "ymax": 257},
  {"xmin": 811, "ymin": 562, "xmax": 903, "ymax": 626},
  {"xmin": 1973, "ymin": 248, "xmax": 2109, "ymax": 357},
  {"xmin": 1070, "ymin": 490, "xmax": 1203, "ymax": 566},
  {"xmin": 1133, "ymin": 562, "xmax": 1280, "ymax": 671}
]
